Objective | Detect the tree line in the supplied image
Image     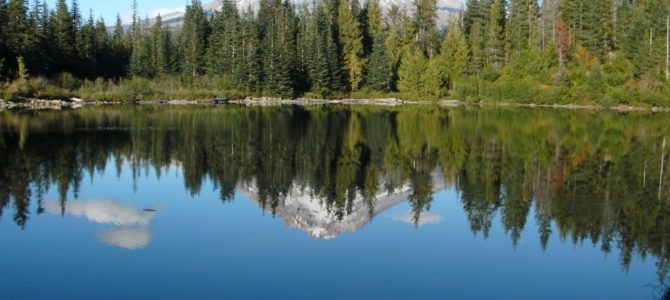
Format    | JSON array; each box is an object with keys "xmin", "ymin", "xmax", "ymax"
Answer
[{"xmin": 1, "ymin": 0, "xmax": 669, "ymax": 103}]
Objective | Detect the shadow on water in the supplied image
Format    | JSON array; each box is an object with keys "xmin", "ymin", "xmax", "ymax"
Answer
[{"xmin": 2, "ymin": 105, "xmax": 670, "ymax": 280}]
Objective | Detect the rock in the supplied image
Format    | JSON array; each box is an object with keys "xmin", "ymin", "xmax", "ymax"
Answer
[{"xmin": 70, "ymin": 97, "xmax": 83, "ymax": 103}]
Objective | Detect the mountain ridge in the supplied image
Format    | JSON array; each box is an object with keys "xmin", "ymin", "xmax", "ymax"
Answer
[{"xmin": 143, "ymin": 0, "xmax": 462, "ymax": 28}]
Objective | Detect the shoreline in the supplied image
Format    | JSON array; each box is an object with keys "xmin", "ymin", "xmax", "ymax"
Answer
[{"xmin": 1, "ymin": 97, "xmax": 668, "ymax": 113}]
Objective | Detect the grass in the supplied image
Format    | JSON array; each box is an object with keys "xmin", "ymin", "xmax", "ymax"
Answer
[{"xmin": 2, "ymin": 72, "xmax": 670, "ymax": 108}]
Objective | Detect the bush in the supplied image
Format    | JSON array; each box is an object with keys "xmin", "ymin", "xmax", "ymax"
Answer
[
  {"xmin": 56, "ymin": 72, "xmax": 81, "ymax": 90},
  {"xmin": 488, "ymin": 77, "xmax": 541, "ymax": 103}
]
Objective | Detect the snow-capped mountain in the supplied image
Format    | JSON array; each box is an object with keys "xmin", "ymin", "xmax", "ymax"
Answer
[
  {"xmin": 151, "ymin": 0, "xmax": 463, "ymax": 28},
  {"xmin": 240, "ymin": 171, "xmax": 447, "ymax": 239}
]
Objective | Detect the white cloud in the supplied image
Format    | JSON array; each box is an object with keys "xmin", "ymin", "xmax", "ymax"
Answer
[
  {"xmin": 392, "ymin": 211, "xmax": 443, "ymax": 227},
  {"xmin": 97, "ymin": 226, "xmax": 153, "ymax": 250},
  {"xmin": 44, "ymin": 200, "xmax": 155, "ymax": 226},
  {"xmin": 119, "ymin": 10, "xmax": 134, "ymax": 24}
]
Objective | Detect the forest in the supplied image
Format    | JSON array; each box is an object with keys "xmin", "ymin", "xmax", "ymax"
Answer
[{"xmin": 0, "ymin": 0, "xmax": 670, "ymax": 104}]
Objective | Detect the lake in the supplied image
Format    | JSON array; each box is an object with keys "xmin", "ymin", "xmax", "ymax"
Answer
[{"xmin": 0, "ymin": 105, "xmax": 668, "ymax": 299}]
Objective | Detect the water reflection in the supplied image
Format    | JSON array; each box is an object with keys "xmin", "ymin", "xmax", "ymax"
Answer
[
  {"xmin": 240, "ymin": 171, "xmax": 446, "ymax": 239},
  {"xmin": 97, "ymin": 226, "xmax": 153, "ymax": 250},
  {"xmin": 1, "ymin": 106, "xmax": 670, "ymax": 278},
  {"xmin": 43, "ymin": 200, "xmax": 156, "ymax": 250},
  {"xmin": 392, "ymin": 211, "xmax": 443, "ymax": 227},
  {"xmin": 43, "ymin": 200, "xmax": 155, "ymax": 226}
]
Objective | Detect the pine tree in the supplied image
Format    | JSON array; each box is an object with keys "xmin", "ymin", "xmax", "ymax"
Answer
[
  {"xmin": 412, "ymin": 0, "xmax": 439, "ymax": 56},
  {"xmin": 561, "ymin": 0, "xmax": 612, "ymax": 59},
  {"xmin": 258, "ymin": 0, "xmax": 297, "ymax": 97},
  {"xmin": 464, "ymin": 0, "xmax": 482, "ymax": 37},
  {"xmin": 152, "ymin": 16, "xmax": 174, "ymax": 76},
  {"xmin": 130, "ymin": 16, "xmax": 157, "ymax": 78},
  {"xmin": 239, "ymin": 8, "xmax": 261, "ymax": 91},
  {"xmin": 363, "ymin": 0, "xmax": 383, "ymax": 53},
  {"xmin": 397, "ymin": 47, "xmax": 427, "ymax": 94},
  {"xmin": 440, "ymin": 18, "xmax": 469, "ymax": 90},
  {"xmin": 110, "ymin": 14, "xmax": 130, "ymax": 78},
  {"xmin": 53, "ymin": 0, "xmax": 76, "ymax": 74},
  {"xmin": 206, "ymin": 0, "xmax": 240, "ymax": 79},
  {"xmin": 27, "ymin": 0, "xmax": 49, "ymax": 75},
  {"xmin": 365, "ymin": 34, "xmax": 391, "ymax": 91},
  {"xmin": 508, "ymin": 0, "xmax": 539, "ymax": 51},
  {"xmin": 179, "ymin": 0, "xmax": 209, "ymax": 77},
  {"xmin": 385, "ymin": 5, "xmax": 406, "ymax": 90},
  {"xmin": 79, "ymin": 10, "xmax": 98, "ymax": 77},
  {"xmin": 488, "ymin": 0, "xmax": 506, "ymax": 69},
  {"xmin": 338, "ymin": 0, "xmax": 366, "ymax": 91},
  {"xmin": 305, "ymin": 3, "xmax": 334, "ymax": 96},
  {"xmin": 296, "ymin": 4, "xmax": 312, "ymax": 91},
  {"xmin": 0, "ymin": 0, "xmax": 7, "ymax": 79},
  {"xmin": 6, "ymin": 0, "xmax": 32, "ymax": 74},
  {"xmin": 94, "ymin": 17, "xmax": 112, "ymax": 77},
  {"xmin": 464, "ymin": 0, "xmax": 490, "ymax": 72},
  {"xmin": 469, "ymin": 20, "xmax": 486, "ymax": 73}
]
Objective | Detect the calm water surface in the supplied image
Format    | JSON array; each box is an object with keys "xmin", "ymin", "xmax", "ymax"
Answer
[{"xmin": 0, "ymin": 105, "xmax": 669, "ymax": 299}]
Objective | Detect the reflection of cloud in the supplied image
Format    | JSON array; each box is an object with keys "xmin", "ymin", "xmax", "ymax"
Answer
[
  {"xmin": 43, "ymin": 200, "xmax": 154, "ymax": 226},
  {"xmin": 97, "ymin": 226, "xmax": 153, "ymax": 250},
  {"xmin": 392, "ymin": 211, "xmax": 443, "ymax": 227}
]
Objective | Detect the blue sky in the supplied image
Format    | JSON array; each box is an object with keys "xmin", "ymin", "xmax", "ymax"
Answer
[{"xmin": 45, "ymin": 0, "xmax": 191, "ymax": 23}]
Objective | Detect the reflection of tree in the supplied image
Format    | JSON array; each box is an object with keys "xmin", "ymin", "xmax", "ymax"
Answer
[{"xmin": 2, "ymin": 106, "xmax": 670, "ymax": 279}]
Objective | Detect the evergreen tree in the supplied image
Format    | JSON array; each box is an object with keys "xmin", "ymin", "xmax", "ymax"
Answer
[
  {"xmin": 465, "ymin": 0, "xmax": 489, "ymax": 72},
  {"xmin": 365, "ymin": 34, "xmax": 391, "ymax": 91},
  {"xmin": 363, "ymin": 0, "xmax": 383, "ymax": 53},
  {"xmin": 463, "ymin": 0, "xmax": 482, "ymax": 37},
  {"xmin": 397, "ymin": 47, "xmax": 427, "ymax": 94},
  {"xmin": 306, "ymin": 3, "xmax": 334, "ymax": 96},
  {"xmin": 239, "ymin": 8, "xmax": 261, "ymax": 91},
  {"xmin": 440, "ymin": 18, "xmax": 469, "ymax": 90},
  {"xmin": 6, "ymin": 0, "xmax": 32, "ymax": 75},
  {"xmin": 52, "ymin": 0, "xmax": 77, "ymax": 74},
  {"xmin": 470, "ymin": 20, "xmax": 486, "ymax": 73},
  {"xmin": 296, "ymin": 4, "xmax": 312, "ymax": 91},
  {"xmin": 508, "ymin": 0, "xmax": 539, "ymax": 51},
  {"xmin": 27, "ymin": 0, "xmax": 49, "ymax": 75},
  {"xmin": 129, "ymin": 15, "xmax": 149, "ymax": 77},
  {"xmin": 110, "ymin": 14, "xmax": 130, "ymax": 77},
  {"xmin": 338, "ymin": 0, "xmax": 366, "ymax": 91},
  {"xmin": 561, "ymin": 0, "xmax": 612, "ymax": 59},
  {"xmin": 94, "ymin": 17, "xmax": 112, "ymax": 77},
  {"xmin": 206, "ymin": 0, "xmax": 240, "ymax": 79},
  {"xmin": 488, "ymin": 0, "xmax": 506, "ymax": 69},
  {"xmin": 179, "ymin": 0, "xmax": 209, "ymax": 77},
  {"xmin": 258, "ymin": 0, "xmax": 298, "ymax": 97},
  {"xmin": 0, "ymin": 0, "xmax": 7, "ymax": 78},
  {"xmin": 412, "ymin": 0, "xmax": 439, "ymax": 56},
  {"xmin": 152, "ymin": 15, "xmax": 174, "ymax": 76},
  {"xmin": 385, "ymin": 5, "xmax": 407, "ymax": 90},
  {"xmin": 78, "ymin": 10, "xmax": 98, "ymax": 77}
]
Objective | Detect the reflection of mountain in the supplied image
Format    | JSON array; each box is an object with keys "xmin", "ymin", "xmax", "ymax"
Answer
[
  {"xmin": 241, "ymin": 172, "xmax": 446, "ymax": 239},
  {"xmin": 43, "ymin": 200, "xmax": 156, "ymax": 250}
]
